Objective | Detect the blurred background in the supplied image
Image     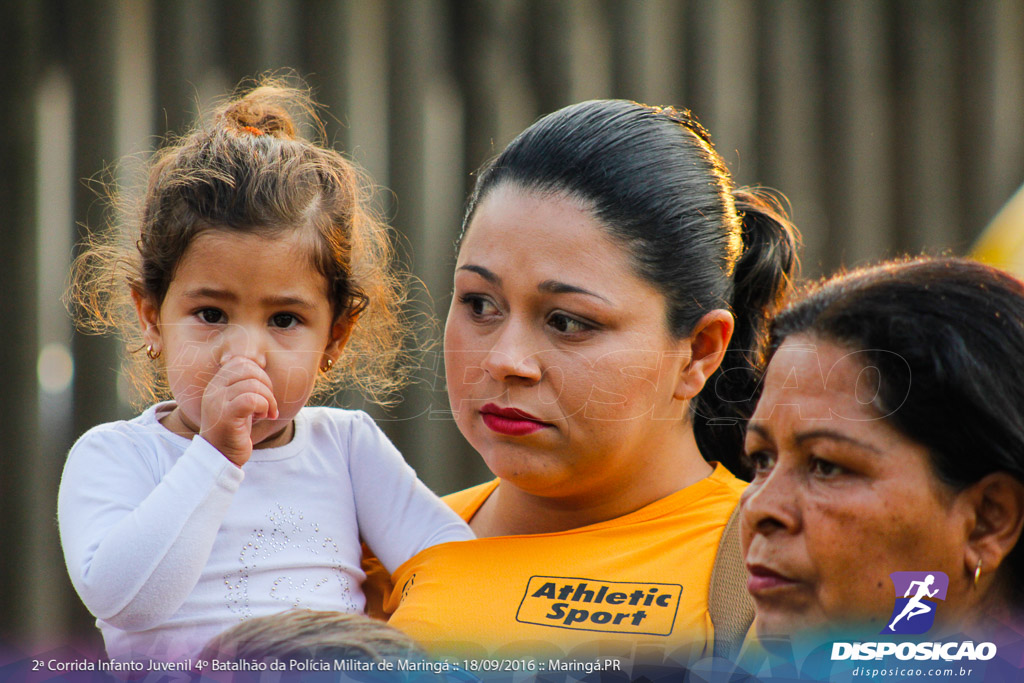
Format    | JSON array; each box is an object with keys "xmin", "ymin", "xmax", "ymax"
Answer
[{"xmin": 2, "ymin": 0, "xmax": 1023, "ymax": 657}]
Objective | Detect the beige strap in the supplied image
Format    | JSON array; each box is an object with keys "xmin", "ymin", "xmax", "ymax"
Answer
[{"xmin": 709, "ymin": 502, "xmax": 755, "ymax": 660}]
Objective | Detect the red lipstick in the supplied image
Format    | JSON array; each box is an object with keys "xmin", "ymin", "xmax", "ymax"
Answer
[{"xmin": 480, "ymin": 403, "xmax": 549, "ymax": 436}]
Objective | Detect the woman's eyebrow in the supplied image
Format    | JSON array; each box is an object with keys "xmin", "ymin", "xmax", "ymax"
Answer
[
  {"xmin": 457, "ymin": 266, "xmax": 611, "ymax": 303},
  {"xmin": 747, "ymin": 424, "xmax": 771, "ymax": 440},
  {"xmin": 538, "ymin": 280, "xmax": 612, "ymax": 303},
  {"xmin": 457, "ymin": 264, "xmax": 499, "ymax": 284},
  {"xmin": 793, "ymin": 429, "xmax": 882, "ymax": 454},
  {"xmin": 745, "ymin": 424, "xmax": 777, "ymax": 449}
]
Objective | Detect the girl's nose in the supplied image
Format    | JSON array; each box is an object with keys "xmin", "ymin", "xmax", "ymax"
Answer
[{"xmin": 216, "ymin": 323, "xmax": 267, "ymax": 368}]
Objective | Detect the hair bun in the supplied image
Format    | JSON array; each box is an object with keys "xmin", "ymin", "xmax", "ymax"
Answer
[{"xmin": 222, "ymin": 97, "xmax": 297, "ymax": 140}]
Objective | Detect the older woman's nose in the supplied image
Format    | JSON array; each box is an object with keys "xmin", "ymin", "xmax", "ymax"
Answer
[
  {"xmin": 480, "ymin": 319, "xmax": 542, "ymax": 383},
  {"xmin": 741, "ymin": 466, "xmax": 802, "ymax": 536}
]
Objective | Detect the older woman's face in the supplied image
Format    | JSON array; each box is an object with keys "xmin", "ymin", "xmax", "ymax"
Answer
[
  {"xmin": 444, "ymin": 185, "xmax": 693, "ymax": 500},
  {"xmin": 741, "ymin": 335, "xmax": 969, "ymax": 639}
]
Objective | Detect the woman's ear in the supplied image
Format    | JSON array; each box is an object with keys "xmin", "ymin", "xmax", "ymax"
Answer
[
  {"xmin": 963, "ymin": 472, "xmax": 1024, "ymax": 586},
  {"xmin": 131, "ymin": 288, "xmax": 162, "ymax": 352},
  {"xmin": 674, "ymin": 309, "xmax": 735, "ymax": 400}
]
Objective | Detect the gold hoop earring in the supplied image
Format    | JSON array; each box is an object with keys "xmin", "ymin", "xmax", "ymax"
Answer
[
  {"xmin": 321, "ymin": 358, "xmax": 334, "ymax": 373},
  {"xmin": 973, "ymin": 558, "xmax": 983, "ymax": 587},
  {"xmin": 146, "ymin": 345, "xmax": 161, "ymax": 360}
]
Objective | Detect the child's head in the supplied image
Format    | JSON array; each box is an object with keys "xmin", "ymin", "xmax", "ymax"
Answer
[
  {"xmin": 71, "ymin": 77, "xmax": 409, "ymax": 408},
  {"xmin": 200, "ymin": 609, "xmax": 426, "ymax": 666}
]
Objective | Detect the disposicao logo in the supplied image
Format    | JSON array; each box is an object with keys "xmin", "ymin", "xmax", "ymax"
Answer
[
  {"xmin": 882, "ymin": 571, "xmax": 948, "ymax": 635},
  {"xmin": 831, "ymin": 570, "xmax": 997, "ymax": 663}
]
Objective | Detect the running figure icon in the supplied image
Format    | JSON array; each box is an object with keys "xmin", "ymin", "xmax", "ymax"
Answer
[
  {"xmin": 883, "ymin": 571, "xmax": 948, "ymax": 635},
  {"xmin": 888, "ymin": 574, "xmax": 939, "ymax": 631}
]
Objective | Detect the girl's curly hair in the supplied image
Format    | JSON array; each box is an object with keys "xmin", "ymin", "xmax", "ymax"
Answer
[{"xmin": 68, "ymin": 75, "xmax": 414, "ymax": 406}]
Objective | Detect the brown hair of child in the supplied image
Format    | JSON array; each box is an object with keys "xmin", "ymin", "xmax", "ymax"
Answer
[
  {"xmin": 68, "ymin": 76, "xmax": 412, "ymax": 406},
  {"xmin": 199, "ymin": 609, "xmax": 425, "ymax": 665}
]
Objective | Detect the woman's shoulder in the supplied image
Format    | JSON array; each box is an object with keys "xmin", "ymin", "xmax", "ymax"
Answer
[
  {"xmin": 707, "ymin": 462, "xmax": 749, "ymax": 497},
  {"xmin": 642, "ymin": 463, "xmax": 745, "ymax": 519},
  {"xmin": 442, "ymin": 480, "xmax": 499, "ymax": 521}
]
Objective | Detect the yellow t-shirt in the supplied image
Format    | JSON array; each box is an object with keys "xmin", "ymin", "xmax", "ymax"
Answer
[{"xmin": 384, "ymin": 463, "xmax": 745, "ymax": 662}]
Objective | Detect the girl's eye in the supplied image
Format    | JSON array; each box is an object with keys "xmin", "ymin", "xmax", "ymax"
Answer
[
  {"xmin": 548, "ymin": 312, "xmax": 593, "ymax": 335},
  {"xmin": 198, "ymin": 308, "xmax": 225, "ymax": 324},
  {"xmin": 271, "ymin": 313, "xmax": 299, "ymax": 329},
  {"xmin": 810, "ymin": 457, "xmax": 844, "ymax": 478},
  {"xmin": 459, "ymin": 294, "xmax": 499, "ymax": 319},
  {"xmin": 746, "ymin": 450, "xmax": 776, "ymax": 476}
]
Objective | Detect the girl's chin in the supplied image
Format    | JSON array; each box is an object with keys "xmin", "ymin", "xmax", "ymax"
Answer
[{"xmin": 252, "ymin": 420, "xmax": 293, "ymax": 449}]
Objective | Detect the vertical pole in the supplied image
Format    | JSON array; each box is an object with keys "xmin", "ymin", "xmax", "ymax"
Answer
[{"xmin": 0, "ymin": 0, "xmax": 41, "ymax": 645}]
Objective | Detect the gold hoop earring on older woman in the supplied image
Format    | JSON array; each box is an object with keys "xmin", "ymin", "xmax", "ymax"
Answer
[
  {"xmin": 146, "ymin": 345, "xmax": 161, "ymax": 360},
  {"xmin": 973, "ymin": 558, "xmax": 983, "ymax": 587},
  {"xmin": 321, "ymin": 358, "xmax": 334, "ymax": 373}
]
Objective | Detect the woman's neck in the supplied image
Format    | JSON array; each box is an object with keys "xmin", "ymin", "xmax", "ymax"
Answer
[
  {"xmin": 956, "ymin": 576, "xmax": 1018, "ymax": 636},
  {"xmin": 469, "ymin": 428, "xmax": 714, "ymax": 537}
]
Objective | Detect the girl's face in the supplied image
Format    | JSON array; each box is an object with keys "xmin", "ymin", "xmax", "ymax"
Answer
[
  {"xmin": 444, "ymin": 185, "xmax": 702, "ymax": 502},
  {"xmin": 740, "ymin": 335, "xmax": 970, "ymax": 639},
  {"xmin": 139, "ymin": 229, "xmax": 349, "ymax": 447}
]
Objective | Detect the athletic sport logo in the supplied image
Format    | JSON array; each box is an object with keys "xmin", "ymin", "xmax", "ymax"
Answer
[
  {"xmin": 882, "ymin": 571, "xmax": 948, "ymax": 635},
  {"xmin": 517, "ymin": 577, "xmax": 681, "ymax": 636}
]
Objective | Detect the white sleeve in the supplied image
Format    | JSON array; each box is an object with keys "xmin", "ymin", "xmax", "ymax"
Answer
[
  {"xmin": 347, "ymin": 413, "xmax": 474, "ymax": 574},
  {"xmin": 57, "ymin": 428, "xmax": 244, "ymax": 631}
]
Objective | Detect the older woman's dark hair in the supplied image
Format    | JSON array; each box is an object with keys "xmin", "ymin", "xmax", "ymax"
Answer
[
  {"xmin": 770, "ymin": 257, "xmax": 1024, "ymax": 605},
  {"xmin": 461, "ymin": 100, "xmax": 800, "ymax": 474}
]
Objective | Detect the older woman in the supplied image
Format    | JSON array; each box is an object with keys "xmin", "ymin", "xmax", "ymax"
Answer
[
  {"xmin": 377, "ymin": 100, "xmax": 799, "ymax": 663},
  {"xmin": 741, "ymin": 258, "xmax": 1024, "ymax": 644}
]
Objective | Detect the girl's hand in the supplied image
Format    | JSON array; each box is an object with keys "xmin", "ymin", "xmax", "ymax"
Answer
[{"xmin": 199, "ymin": 357, "xmax": 279, "ymax": 466}]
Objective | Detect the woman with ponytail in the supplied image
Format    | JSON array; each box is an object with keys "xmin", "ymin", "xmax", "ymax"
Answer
[{"xmin": 380, "ymin": 100, "xmax": 799, "ymax": 664}]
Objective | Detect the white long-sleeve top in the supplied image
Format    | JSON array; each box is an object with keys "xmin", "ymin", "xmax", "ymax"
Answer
[{"xmin": 57, "ymin": 402, "xmax": 473, "ymax": 662}]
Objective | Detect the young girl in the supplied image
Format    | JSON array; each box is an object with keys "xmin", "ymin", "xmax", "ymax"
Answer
[{"xmin": 59, "ymin": 80, "xmax": 473, "ymax": 662}]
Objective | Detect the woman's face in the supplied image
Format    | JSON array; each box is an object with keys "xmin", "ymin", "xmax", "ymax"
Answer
[
  {"xmin": 741, "ymin": 335, "xmax": 970, "ymax": 639},
  {"xmin": 444, "ymin": 185, "xmax": 695, "ymax": 502}
]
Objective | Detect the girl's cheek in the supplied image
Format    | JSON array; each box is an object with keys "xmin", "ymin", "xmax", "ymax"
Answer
[{"xmin": 275, "ymin": 369, "xmax": 306, "ymax": 403}]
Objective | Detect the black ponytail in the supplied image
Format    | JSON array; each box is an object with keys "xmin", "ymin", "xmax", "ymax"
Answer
[
  {"xmin": 691, "ymin": 189, "xmax": 799, "ymax": 475},
  {"xmin": 462, "ymin": 100, "xmax": 800, "ymax": 476}
]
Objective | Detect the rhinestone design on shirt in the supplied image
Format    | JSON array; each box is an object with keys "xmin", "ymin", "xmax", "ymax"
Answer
[{"xmin": 224, "ymin": 503, "xmax": 357, "ymax": 619}]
